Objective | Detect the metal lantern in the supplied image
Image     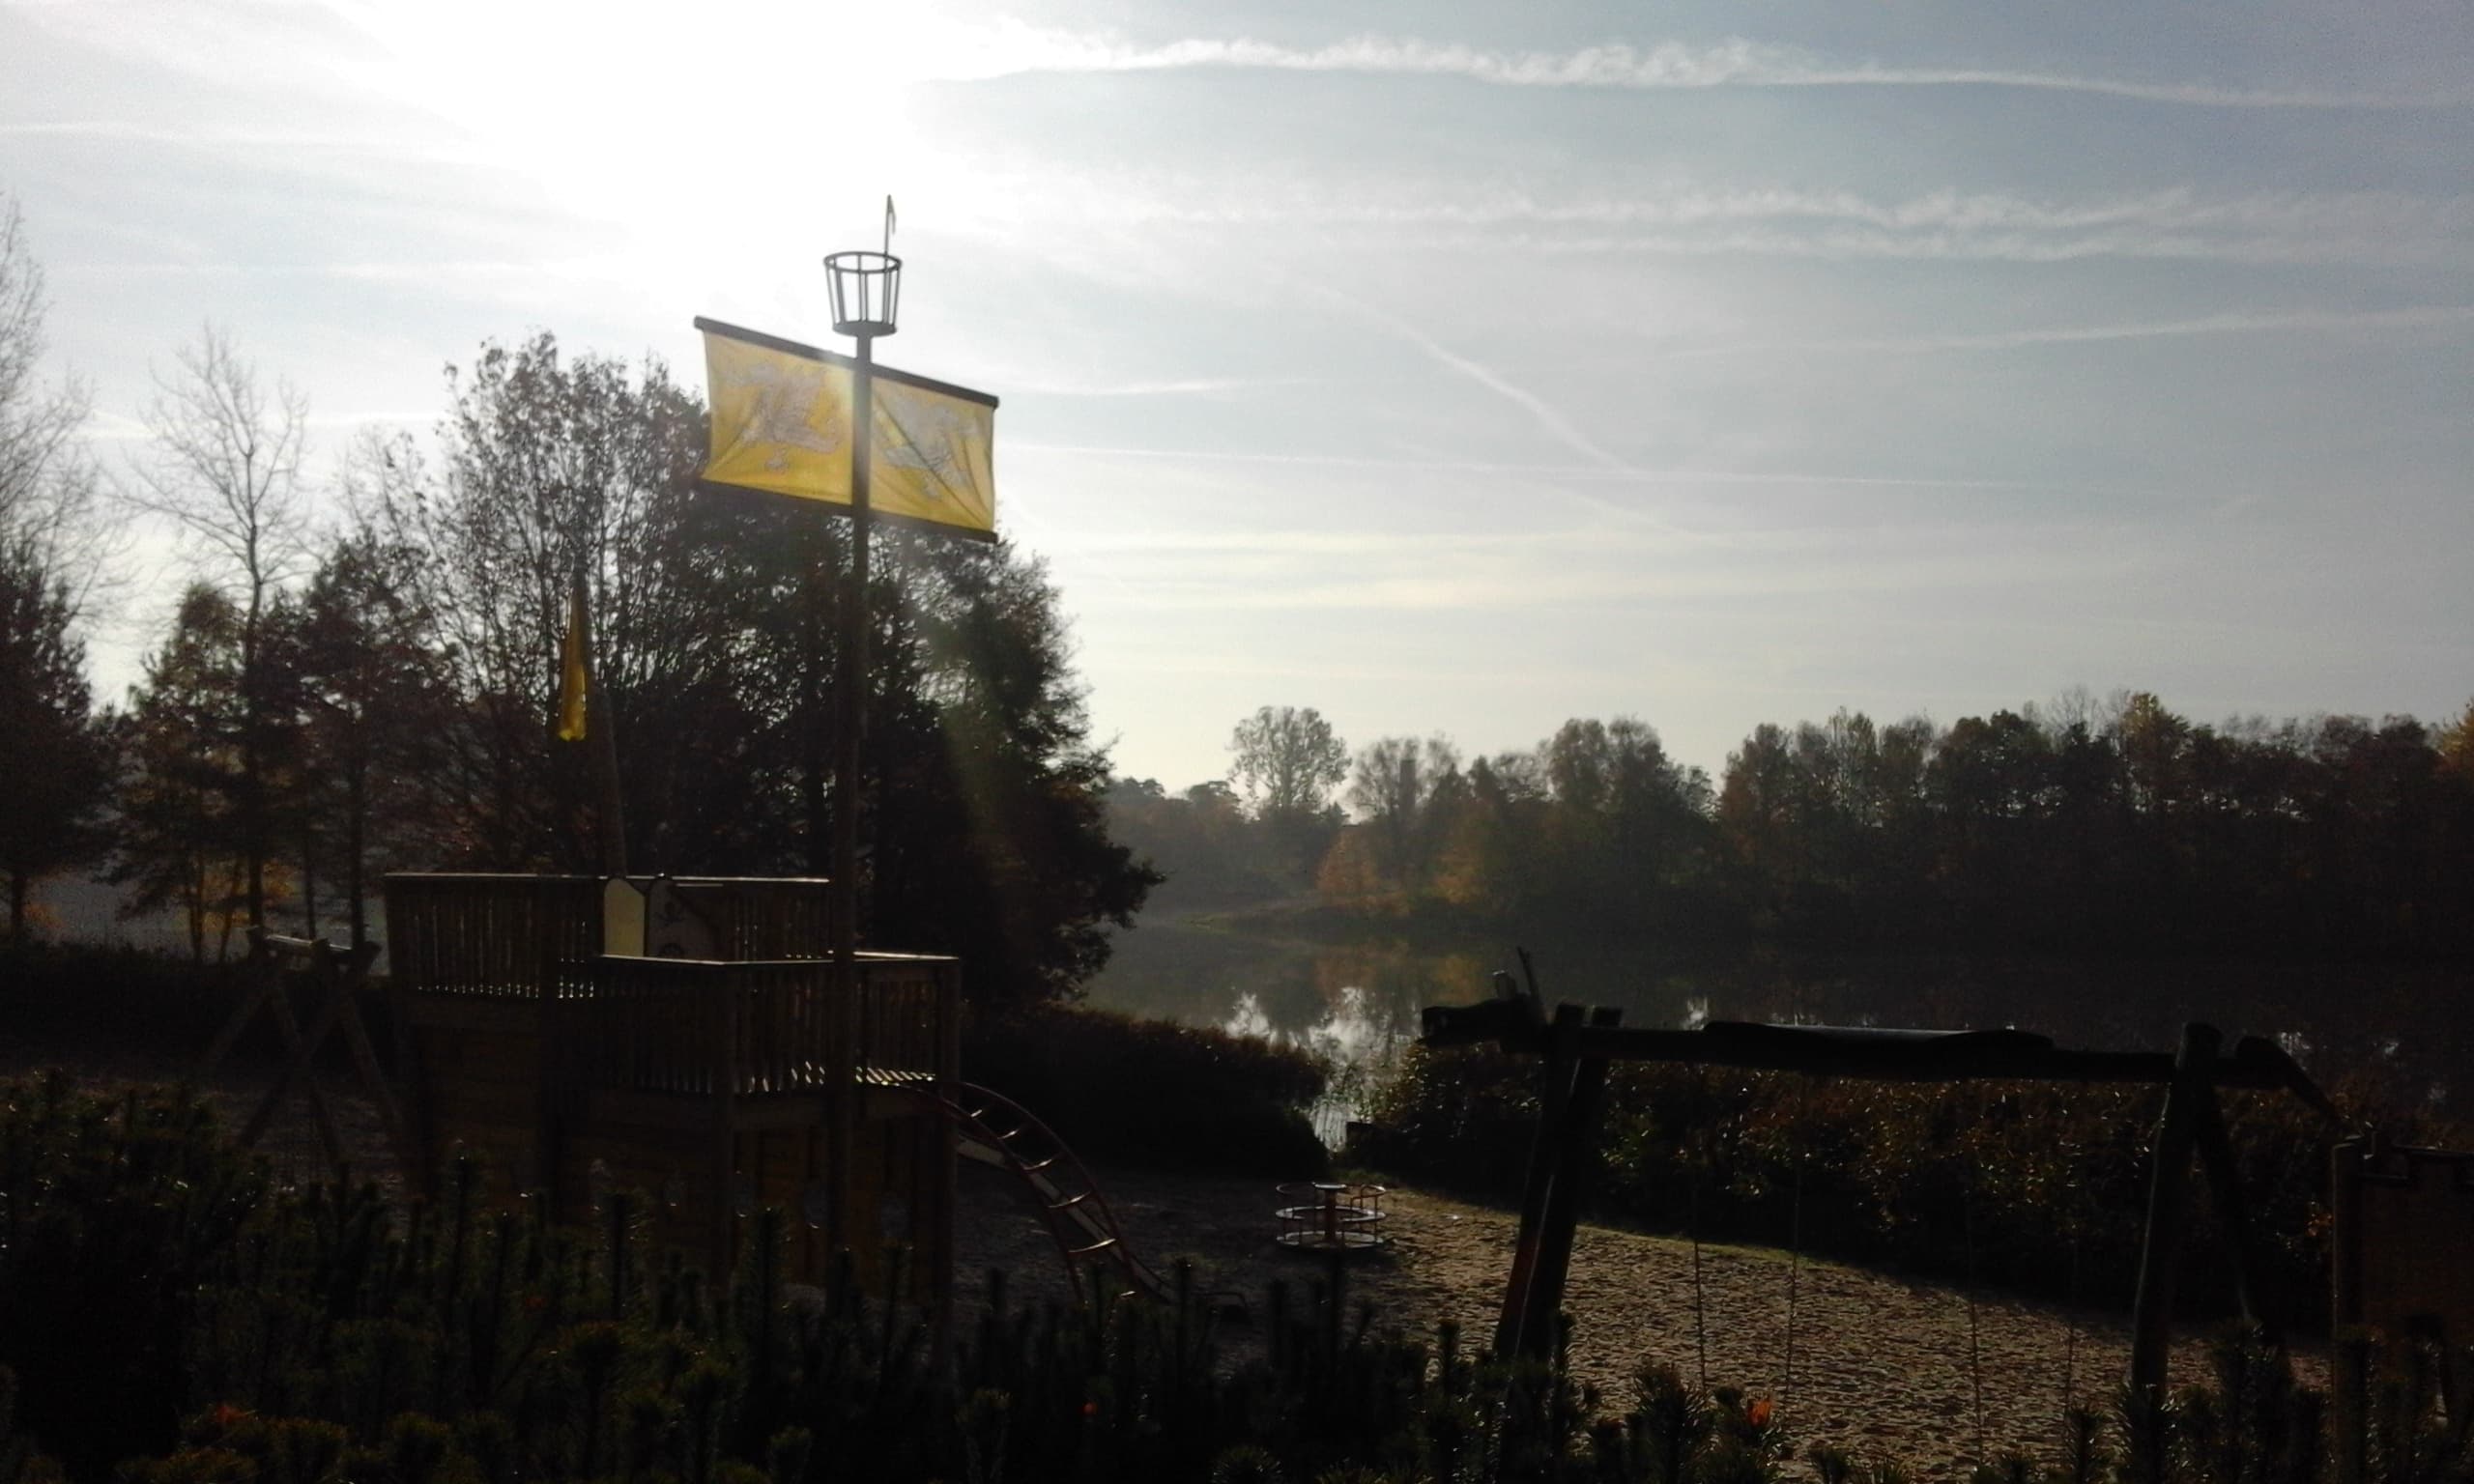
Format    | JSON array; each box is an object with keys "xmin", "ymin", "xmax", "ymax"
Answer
[{"xmin": 823, "ymin": 249, "xmax": 901, "ymax": 339}]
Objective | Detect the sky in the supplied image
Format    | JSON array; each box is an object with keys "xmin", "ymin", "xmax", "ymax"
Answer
[{"xmin": 4, "ymin": 0, "xmax": 2470, "ymax": 791}]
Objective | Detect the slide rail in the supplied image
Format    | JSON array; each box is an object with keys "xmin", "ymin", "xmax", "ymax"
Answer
[{"xmin": 867, "ymin": 1072, "xmax": 1167, "ymax": 1305}]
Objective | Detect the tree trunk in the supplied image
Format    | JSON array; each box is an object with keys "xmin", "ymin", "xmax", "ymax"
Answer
[
  {"xmin": 242, "ymin": 589, "xmax": 266, "ymax": 931},
  {"xmin": 302, "ymin": 825, "xmax": 318, "ymax": 939},
  {"xmin": 346, "ymin": 739, "xmax": 367, "ymax": 952},
  {"xmin": 187, "ymin": 853, "xmax": 207, "ymax": 963},
  {"xmin": 244, "ymin": 743, "xmax": 265, "ymax": 928},
  {"xmin": 216, "ymin": 857, "xmax": 243, "ymax": 962}
]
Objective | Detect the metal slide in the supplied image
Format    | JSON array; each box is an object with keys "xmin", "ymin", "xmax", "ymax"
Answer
[{"xmin": 868, "ymin": 1074, "xmax": 1170, "ymax": 1304}]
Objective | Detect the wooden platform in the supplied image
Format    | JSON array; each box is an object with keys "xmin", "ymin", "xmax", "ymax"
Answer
[{"xmin": 384, "ymin": 873, "xmax": 959, "ymax": 1295}]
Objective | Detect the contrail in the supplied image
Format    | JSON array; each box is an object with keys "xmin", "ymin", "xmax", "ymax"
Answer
[
  {"xmin": 1670, "ymin": 304, "xmax": 2474, "ymax": 358},
  {"xmin": 981, "ymin": 34, "xmax": 2467, "ymax": 111}
]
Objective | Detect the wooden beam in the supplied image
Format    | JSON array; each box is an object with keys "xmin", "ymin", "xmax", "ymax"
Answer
[
  {"xmin": 1521, "ymin": 1005, "xmax": 1625, "ymax": 1363},
  {"xmin": 1422, "ymin": 1010, "xmax": 2316, "ymax": 1092},
  {"xmin": 1495, "ymin": 1004, "xmax": 1585, "ymax": 1361},
  {"xmin": 2190, "ymin": 1075, "xmax": 2275, "ymax": 1340},
  {"xmin": 2129, "ymin": 1022, "xmax": 2218, "ymax": 1403},
  {"xmin": 233, "ymin": 930, "xmax": 348, "ymax": 1176},
  {"xmin": 2329, "ymin": 1135, "xmax": 2369, "ymax": 1484},
  {"xmin": 198, "ymin": 970, "xmax": 278, "ymax": 1075}
]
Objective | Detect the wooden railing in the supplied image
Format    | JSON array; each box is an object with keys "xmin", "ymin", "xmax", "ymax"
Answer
[
  {"xmin": 386, "ymin": 873, "xmax": 837, "ymax": 997},
  {"xmin": 560, "ymin": 955, "xmax": 958, "ymax": 1099},
  {"xmin": 852, "ymin": 954, "xmax": 963, "ymax": 1087},
  {"xmin": 385, "ymin": 872, "xmax": 956, "ymax": 1101},
  {"xmin": 386, "ymin": 874, "xmax": 603, "ymax": 998},
  {"xmin": 662, "ymin": 879, "xmax": 835, "ymax": 961}
]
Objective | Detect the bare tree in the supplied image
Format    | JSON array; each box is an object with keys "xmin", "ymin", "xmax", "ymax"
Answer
[
  {"xmin": 0, "ymin": 193, "xmax": 115, "ymax": 937},
  {"xmin": 0, "ymin": 193, "xmax": 104, "ymax": 607},
  {"xmin": 123, "ymin": 326, "xmax": 310, "ymax": 928}
]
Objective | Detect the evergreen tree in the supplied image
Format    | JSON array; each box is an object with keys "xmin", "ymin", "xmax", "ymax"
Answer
[
  {"xmin": 110, "ymin": 586, "xmax": 248, "ymax": 961},
  {"xmin": 0, "ymin": 194, "xmax": 110, "ymax": 939},
  {"xmin": 0, "ymin": 533, "xmax": 110, "ymax": 938}
]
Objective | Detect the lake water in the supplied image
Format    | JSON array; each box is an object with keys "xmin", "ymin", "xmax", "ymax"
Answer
[{"xmin": 1081, "ymin": 918, "xmax": 2474, "ymax": 1141}]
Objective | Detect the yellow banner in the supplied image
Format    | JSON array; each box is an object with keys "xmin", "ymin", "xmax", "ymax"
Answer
[{"xmin": 699, "ymin": 321, "xmax": 996, "ymax": 539}]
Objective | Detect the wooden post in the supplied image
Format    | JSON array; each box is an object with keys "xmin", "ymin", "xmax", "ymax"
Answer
[
  {"xmin": 198, "ymin": 949, "xmax": 279, "ymax": 1074},
  {"xmin": 930, "ymin": 958, "xmax": 962, "ymax": 1357},
  {"xmin": 231, "ymin": 930, "xmax": 348, "ymax": 1176},
  {"xmin": 2129, "ymin": 1021, "xmax": 2218, "ymax": 1402},
  {"xmin": 534, "ymin": 907, "xmax": 565, "ymax": 1206},
  {"xmin": 1522, "ymin": 1005, "xmax": 1625, "ymax": 1361},
  {"xmin": 382, "ymin": 879, "xmax": 437, "ymax": 1198},
  {"xmin": 387, "ymin": 941, "xmax": 432, "ymax": 1195},
  {"xmin": 2329, "ymin": 1134, "xmax": 2366, "ymax": 1330},
  {"xmin": 713, "ymin": 964, "xmax": 742, "ymax": 1276},
  {"xmin": 2328, "ymin": 1134, "xmax": 2368, "ymax": 1484},
  {"xmin": 228, "ymin": 932, "xmax": 399, "ymax": 1183},
  {"xmin": 2189, "ymin": 1076, "xmax": 2274, "ymax": 1340},
  {"xmin": 1496, "ymin": 1003, "xmax": 1585, "ymax": 1361}
]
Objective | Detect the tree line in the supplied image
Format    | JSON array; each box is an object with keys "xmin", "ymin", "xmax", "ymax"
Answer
[
  {"xmin": 0, "ymin": 195, "xmax": 1153, "ymax": 999},
  {"xmin": 1110, "ymin": 694, "xmax": 2474, "ymax": 960}
]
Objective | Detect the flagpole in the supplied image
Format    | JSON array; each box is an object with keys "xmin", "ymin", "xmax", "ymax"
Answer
[
  {"xmin": 822, "ymin": 216, "xmax": 895, "ymax": 1258},
  {"xmin": 834, "ymin": 329, "xmax": 872, "ymax": 977},
  {"xmin": 565, "ymin": 569, "xmax": 628, "ymax": 875},
  {"xmin": 586, "ymin": 597, "xmax": 628, "ymax": 876},
  {"xmin": 826, "ymin": 329, "xmax": 873, "ymax": 1251}
]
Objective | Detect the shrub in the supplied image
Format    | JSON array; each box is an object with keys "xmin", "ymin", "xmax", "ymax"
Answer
[
  {"xmin": 0, "ymin": 1074, "xmax": 270, "ymax": 1475},
  {"xmin": 1358, "ymin": 1044, "xmax": 2456, "ymax": 1327},
  {"xmin": 0, "ymin": 944, "xmax": 252, "ymax": 1057},
  {"xmin": 963, "ymin": 1002, "xmax": 1330, "ymax": 1174}
]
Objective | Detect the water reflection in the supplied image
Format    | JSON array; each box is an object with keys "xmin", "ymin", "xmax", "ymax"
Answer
[
  {"xmin": 1085, "ymin": 920, "xmax": 2471, "ymax": 1141},
  {"xmin": 1223, "ymin": 985, "xmax": 1415, "ymax": 1142}
]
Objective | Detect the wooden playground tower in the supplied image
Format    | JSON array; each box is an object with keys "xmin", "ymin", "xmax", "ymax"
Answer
[{"xmin": 381, "ymin": 871, "xmax": 960, "ymax": 1297}]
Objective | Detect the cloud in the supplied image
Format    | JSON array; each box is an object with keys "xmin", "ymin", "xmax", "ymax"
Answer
[
  {"xmin": 1010, "ymin": 441, "xmax": 2093, "ymax": 493},
  {"xmin": 1673, "ymin": 304, "xmax": 2474, "ymax": 358},
  {"xmin": 1006, "ymin": 375, "xmax": 1309, "ymax": 398},
  {"xmin": 0, "ymin": 119, "xmax": 413, "ymax": 154},
  {"xmin": 1040, "ymin": 514, "xmax": 2155, "ymax": 614},
  {"xmin": 1333, "ymin": 298, "xmax": 1631, "ymax": 473},
  {"xmin": 1059, "ymin": 181, "xmax": 2472, "ymax": 268},
  {"xmin": 973, "ymin": 33, "xmax": 2468, "ymax": 110}
]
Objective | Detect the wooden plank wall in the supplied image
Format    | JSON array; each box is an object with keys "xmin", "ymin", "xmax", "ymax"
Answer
[
  {"xmin": 385, "ymin": 874, "xmax": 957, "ymax": 1295},
  {"xmin": 2334, "ymin": 1138, "xmax": 2474, "ymax": 1344},
  {"xmin": 409, "ymin": 1016, "xmax": 548, "ymax": 1199}
]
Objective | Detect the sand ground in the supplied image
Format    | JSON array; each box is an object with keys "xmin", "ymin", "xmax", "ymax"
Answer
[
  {"xmin": 955, "ymin": 1159, "xmax": 2325, "ymax": 1482},
  {"xmin": 10, "ymin": 1044, "xmax": 2316, "ymax": 1481}
]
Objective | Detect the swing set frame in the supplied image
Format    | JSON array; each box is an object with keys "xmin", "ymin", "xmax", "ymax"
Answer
[{"xmin": 1421, "ymin": 955, "xmax": 2336, "ymax": 1404}]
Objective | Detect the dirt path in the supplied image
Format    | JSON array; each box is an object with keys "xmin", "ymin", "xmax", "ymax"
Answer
[{"xmin": 957, "ymin": 1162, "xmax": 2324, "ymax": 1481}]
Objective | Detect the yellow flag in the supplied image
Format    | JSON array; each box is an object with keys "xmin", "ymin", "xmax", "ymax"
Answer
[
  {"xmin": 696, "ymin": 317, "xmax": 997, "ymax": 540},
  {"xmin": 557, "ymin": 585, "xmax": 589, "ymax": 742}
]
